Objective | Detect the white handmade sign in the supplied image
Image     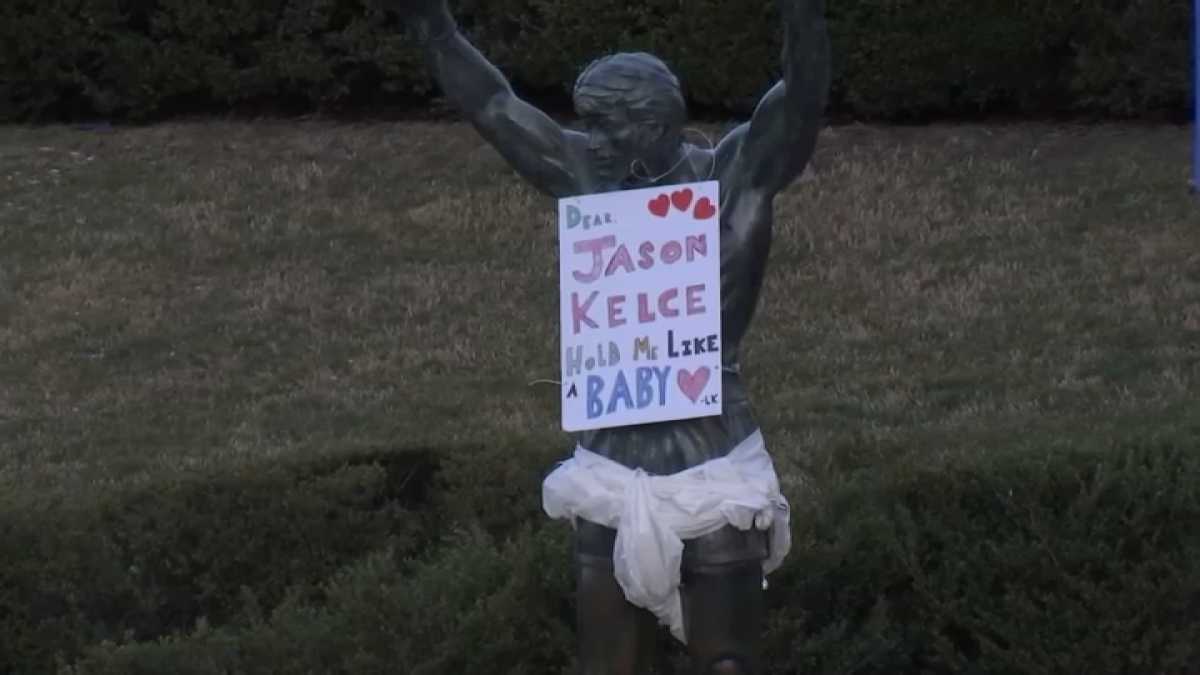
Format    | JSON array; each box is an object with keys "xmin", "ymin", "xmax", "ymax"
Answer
[{"xmin": 558, "ymin": 180, "xmax": 723, "ymax": 432}]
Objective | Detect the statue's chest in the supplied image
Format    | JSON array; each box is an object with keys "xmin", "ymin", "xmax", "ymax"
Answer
[
  {"xmin": 718, "ymin": 190, "xmax": 773, "ymax": 266},
  {"xmin": 719, "ymin": 188, "xmax": 771, "ymax": 230}
]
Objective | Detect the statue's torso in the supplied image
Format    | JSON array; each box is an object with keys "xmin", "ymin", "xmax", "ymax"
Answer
[{"xmin": 569, "ymin": 144, "xmax": 775, "ymax": 474}]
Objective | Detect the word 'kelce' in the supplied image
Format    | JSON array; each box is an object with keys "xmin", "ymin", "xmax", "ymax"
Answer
[{"xmin": 570, "ymin": 285, "xmax": 707, "ymax": 335}]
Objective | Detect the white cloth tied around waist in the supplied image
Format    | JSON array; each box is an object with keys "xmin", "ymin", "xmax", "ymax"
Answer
[{"xmin": 542, "ymin": 430, "xmax": 790, "ymax": 643}]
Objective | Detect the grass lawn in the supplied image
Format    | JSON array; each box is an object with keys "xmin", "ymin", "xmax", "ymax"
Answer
[
  {"xmin": 1, "ymin": 119, "xmax": 1198, "ymax": 670},
  {"xmin": 2, "ymin": 121, "xmax": 1195, "ymax": 500}
]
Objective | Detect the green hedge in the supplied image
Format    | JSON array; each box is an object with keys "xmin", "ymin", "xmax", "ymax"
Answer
[
  {"xmin": 0, "ymin": 0, "xmax": 1191, "ymax": 122},
  {"xmin": 61, "ymin": 528, "xmax": 579, "ymax": 675},
  {"xmin": 0, "ymin": 450, "xmax": 438, "ymax": 675},
  {"xmin": 0, "ymin": 435, "xmax": 568, "ymax": 675},
  {"xmin": 763, "ymin": 432, "xmax": 1200, "ymax": 674},
  {"xmin": 58, "ymin": 425, "xmax": 1200, "ymax": 674},
  {"xmin": 0, "ymin": 0, "xmax": 430, "ymax": 121}
]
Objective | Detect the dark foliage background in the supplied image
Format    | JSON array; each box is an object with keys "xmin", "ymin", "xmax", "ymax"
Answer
[{"xmin": 1, "ymin": 0, "xmax": 1191, "ymax": 122}]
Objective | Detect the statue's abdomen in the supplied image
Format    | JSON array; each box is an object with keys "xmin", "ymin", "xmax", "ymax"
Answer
[{"xmin": 574, "ymin": 217, "xmax": 771, "ymax": 471}]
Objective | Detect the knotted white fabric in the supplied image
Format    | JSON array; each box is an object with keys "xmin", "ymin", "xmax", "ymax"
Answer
[{"xmin": 542, "ymin": 430, "xmax": 790, "ymax": 643}]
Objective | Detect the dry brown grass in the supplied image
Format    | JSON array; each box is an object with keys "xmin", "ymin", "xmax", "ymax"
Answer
[{"xmin": 1, "ymin": 120, "xmax": 1197, "ymax": 509}]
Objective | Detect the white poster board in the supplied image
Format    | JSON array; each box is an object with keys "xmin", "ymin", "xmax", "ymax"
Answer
[{"xmin": 558, "ymin": 181, "xmax": 723, "ymax": 432}]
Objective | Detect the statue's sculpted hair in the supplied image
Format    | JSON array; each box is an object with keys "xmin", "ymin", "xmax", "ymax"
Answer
[{"xmin": 573, "ymin": 52, "xmax": 686, "ymax": 128}]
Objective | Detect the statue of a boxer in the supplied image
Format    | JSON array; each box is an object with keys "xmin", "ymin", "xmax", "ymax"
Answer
[{"xmin": 399, "ymin": 2, "xmax": 830, "ymax": 673}]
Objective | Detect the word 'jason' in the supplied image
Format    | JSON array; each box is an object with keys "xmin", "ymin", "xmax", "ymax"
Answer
[{"xmin": 572, "ymin": 234, "xmax": 709, "ymax": 283}]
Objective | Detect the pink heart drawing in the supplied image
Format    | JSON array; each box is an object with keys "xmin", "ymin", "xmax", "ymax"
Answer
[
  {"xmin": 671, "ymin": 188, "xmax": 693, "ymax": 212},
  {"xmin": 648, "ymin": 194, "xmax": 670, "ymax": 217},
  {"xmin": 676, "ymin": 367, "xmax": 711, "ymax": 403}
]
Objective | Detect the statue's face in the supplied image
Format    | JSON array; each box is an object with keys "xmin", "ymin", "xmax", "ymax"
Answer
[{"xmin": 576, "ymin": 97, "xmax": 663, "ymax": 187}]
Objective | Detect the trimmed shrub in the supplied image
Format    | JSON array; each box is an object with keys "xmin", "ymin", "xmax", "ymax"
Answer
[
  {"xmin": 58, "ymin": 426, "xmax": 1200, "ymax": 674},
  {"xmin": 0, "ymin": 0, "xmax": 429, "ymax": 121},
  {"xmin": 463, "ymin": 0, "xmax": 781, "ymax": 112},
  {"xmin": 763, "ymin": 429, "xmax": 1200, "ymax": 674},
  {"xmin": 1, "ymin": 0, "xmax": 1192, "ymax": 122},
  {"xmin": 1068, "ymin": 0, "xmax": 1192, "ymax": 116},
  {"xmin": 63, "ymin": 526, "xmax": 577, "ymax": 675},
  {"xmin": 825, "ymin": 0, "xmax": 1080, "ymax": 119},
  {"xmin": 0, "ymin": 450, "xmax": 436, "ymax": 674}
]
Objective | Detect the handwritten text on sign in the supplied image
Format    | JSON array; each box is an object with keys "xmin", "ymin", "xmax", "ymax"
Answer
[{"xmin": 559, "ymin": 181, "xmax": 722, "ymax": 432}]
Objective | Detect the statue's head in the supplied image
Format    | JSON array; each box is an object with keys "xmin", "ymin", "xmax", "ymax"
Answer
[{"xmin": 573, "ymin": 52, "xmax": 687, "ymax": 185}]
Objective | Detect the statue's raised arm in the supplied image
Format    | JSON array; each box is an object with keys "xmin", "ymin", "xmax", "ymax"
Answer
[
  {"xmin": 403, "ymin": 0, "xmax": 582, "ymax": 198},
  {"xmin": 716, "ymin": 0, "xmax": 831, "ymax": 199}
]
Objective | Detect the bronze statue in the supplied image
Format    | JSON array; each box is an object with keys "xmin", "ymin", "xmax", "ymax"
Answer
[{"xmin": 400, "ymin": 1, "xmax": 830, "ymax": 673}]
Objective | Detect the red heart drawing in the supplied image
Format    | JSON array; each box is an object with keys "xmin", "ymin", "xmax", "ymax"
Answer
[
  {"xmin": 693, "ymin": 197, "xmax": 717, "ymax": 220},
  {"xmin": 677, "ymin": 367, "xmax": 711, "ymax": 403},
  {"xmin": 648, "ymin": 194, "xmax": 670, "ymax": 218},
  {"xmin": 671, "ymin": 188, "xmax": 693, "ymax": 212}
]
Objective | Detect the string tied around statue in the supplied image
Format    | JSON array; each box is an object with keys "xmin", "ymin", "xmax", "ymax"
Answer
[{"xmin": 629, "ymin": 127, "xmax": 717, "ymax": 185}]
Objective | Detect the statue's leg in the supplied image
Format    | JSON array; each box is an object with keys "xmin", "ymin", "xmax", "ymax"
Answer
[
  {"xmin": 574, "ymin": 519, "xmax": 657, "ymax": 675},
  {"xmin": 681, "ymin": 527, "xmax": 768, "ymax": 675}
]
